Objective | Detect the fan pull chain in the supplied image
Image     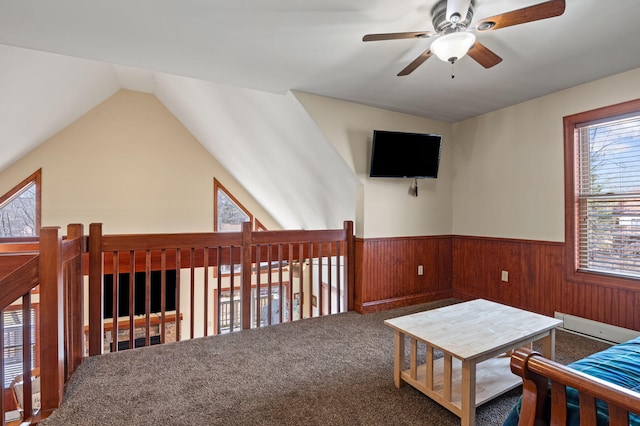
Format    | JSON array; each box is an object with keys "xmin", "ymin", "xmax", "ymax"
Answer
[{"xmin": 451, "ymin": 61, "xmax": 455, "ymax": 79}]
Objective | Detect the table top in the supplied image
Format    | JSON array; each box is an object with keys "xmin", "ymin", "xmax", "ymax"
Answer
[{"xmin": 384, "ymin": 299, "xmax": 562, "ymax": 361}]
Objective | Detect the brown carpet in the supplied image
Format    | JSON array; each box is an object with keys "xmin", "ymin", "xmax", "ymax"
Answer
[{"xmin": 41, "ymin": 299, "xmax": 611, "ymax": 425}]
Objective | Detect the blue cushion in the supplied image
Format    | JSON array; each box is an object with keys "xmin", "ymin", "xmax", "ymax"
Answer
[{"xmin": 503, "ymin": 337, "xmax": 640, "ymax": 426}]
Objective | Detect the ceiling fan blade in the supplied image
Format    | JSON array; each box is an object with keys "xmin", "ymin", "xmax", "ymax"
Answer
[
  {"xmin": 475, "ymin": 0, "xmax": 565, "ymax": 32},
  {"xmin": 363, "ymin": 31, "xmax": 433, "ymax": 42},
  {"xmin": 468, "ymin": 42, "xmax": 503, "ymax": 68},
  {"xmin": 397, "ymin": 49, "xmax": 433, "ymax": 76}
]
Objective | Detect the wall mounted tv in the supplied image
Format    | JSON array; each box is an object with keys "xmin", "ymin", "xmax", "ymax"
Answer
[{"xmin": 369, "ymin": 130, "xmax": 442, "ymax": 178}]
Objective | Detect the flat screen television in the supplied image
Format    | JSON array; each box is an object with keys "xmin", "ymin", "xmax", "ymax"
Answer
[{"xmin": 369, "ymin": 130, "xmax": 442, "ymax": 178}]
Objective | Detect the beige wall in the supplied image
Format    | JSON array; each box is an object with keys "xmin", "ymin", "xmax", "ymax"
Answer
[
  {"xmin": 294, "ymin": 92, "xmax": 453, "ymax": 238},
  {"xmin": 452, "ymin": 67, "xmax": 640, "ymax": 242},
  {"xmin": 4, "ymin": 68, "xmax": 640, "ymax": 241},
  {"xmin": 0, "ymin": 90, "xmax": 278, "ymax": 234}
]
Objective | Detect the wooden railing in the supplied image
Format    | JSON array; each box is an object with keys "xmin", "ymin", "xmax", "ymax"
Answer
[
  {"xmin": 87, "ymin": 221, "xmax": 354, "ymax": 355},
  {"xmin": 0, "ymin": 221, "xmax": 354, "ymax": 423},
  {"xmin": 0, "ymin": 225, "xmax": 85, "ymax": 425},
  {"xmin": 0, "ymin": 250, "xmax": 38, "ymax": 425}
]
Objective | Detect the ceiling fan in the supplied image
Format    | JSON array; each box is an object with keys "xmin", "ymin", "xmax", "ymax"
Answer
[{"xmin": 363, "ymin": 0, "xmax": 566, "ymax": 77}]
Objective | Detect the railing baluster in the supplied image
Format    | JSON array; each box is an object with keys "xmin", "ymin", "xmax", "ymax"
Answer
[
  {"xmin": 21, "ymin": 293, "xmax": 32, "ymax": 420},
  {"xmin": 145, "ymin": 250, "xmax": 151, "ymax": 346},
  {"xmin": 229, "ymin": 246, "xmax": 235, "ymax": 332},
  {"xmin": 0, "ymin": 308, "xmax": 4, "ymax": 426},
  {"xmin": 267, "ymin": 244, "xmax": 272, "ymax": 326},
  {"xmin": 318, "ymin": 241, "xmax": 323, "ymax": 317},
  {"xmin": 160, "ymin": 249, "xmax": 166, "ymax": 343},
  {"xmin": 189, "ymin": 248, "xmax": 195, "ymax": 340},
  {"xmin": 203, "ymin": 247, "xmax": 209, "ymax": 337},
  {"xmin": 336, "ymin": 241, "xmax": 342, "ymax": 313},
  {"xmin": 128, "ymin": 251, "xmax": 135, "ymax": 349},
  {"xmin": 240, "ymin": 222, "xmax": 252, "ymax": 330},
  {"xmin": 298, "ymin": 243, "xmax": 304, "ymax": 319},
  {"xmin": 308, "ymin": 242, "xmax": 313, "ymax": 318},
  {"xmin": 327, "ymin": 241, "xmax": 333, "ymax": 315},
  {"xmin": 288, "ymin": 243, "xmax": 294, "ymax": 322},
  {"xmin": 255, "ymin": 244, "xmax": 261, "ymax": 328},
  {"xmin": 278, "ymin": 244, "xmax": 284, "ymax": 324},
  {"xmin": 112, "ymin": 252, "xmax": 119, "ymax": 352},
  {"xmin": 216, "ymin": 248, "xmax": 222, "ymax": 335},
  {"xmin": 175, "ymin": 249, "xmax": 181, "ymax": 342}
]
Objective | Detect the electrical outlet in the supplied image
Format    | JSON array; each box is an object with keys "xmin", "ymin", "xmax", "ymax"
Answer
[
  {"xmin": 417, "ymin": 265, "xmax": 424, "ymax": 276},
  {"xmin": 501, "ymin": 270, "xmax": 509, "ymax": 282}
]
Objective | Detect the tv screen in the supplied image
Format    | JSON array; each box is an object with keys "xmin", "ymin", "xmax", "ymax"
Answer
[
  {"xmin": 369, "ymin": 130, "xmax": 442, "ymax": 178},
  {"xmin": 103, "ymin": 270, "xmax": 177, "ymax": 319}
]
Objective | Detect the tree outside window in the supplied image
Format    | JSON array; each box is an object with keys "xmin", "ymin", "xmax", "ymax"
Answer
[
  {"xmin": 0, "ymin": 169, "xmax": 40, "ymax": 238},
  {"xmin": 565, "ymin": 100, "xmax": 640, "ymax": 283},
  {"xmin": 214, "ymin": 178, "xmax": 253, "ymax": 232}
]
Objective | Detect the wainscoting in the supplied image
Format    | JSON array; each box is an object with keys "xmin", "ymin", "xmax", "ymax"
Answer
[
  {"xmin": 354, "ymin": 236, "xmax": 453, "ymax": 313},
  {"xmin": 354, "ymin": 235, "xmax": 640, "ymax": 331}
]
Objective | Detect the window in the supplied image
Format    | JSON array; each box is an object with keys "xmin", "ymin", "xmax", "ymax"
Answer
[
  {"xmin": 3, "ymin": 307, "xmax": 37, "ymax": 387},
  {"xmin": 255, "ymin": 219, "xmax": 267, "ymax": 231},
  {"xmin": 214, "ymin": 179, "xmax": 253, "ymax": 232},
  {"xmin": 0, "ymin": 169, "xmax": 41, "ymax": 238},
  {"xmin": 565, "ymin": 99, "xmax": 640, "ymax": 285}
]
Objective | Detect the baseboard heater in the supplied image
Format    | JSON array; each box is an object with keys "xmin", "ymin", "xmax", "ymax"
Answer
[{"xmin": 554, "ymin": 312, "xmax": 640, "ymax": 344}]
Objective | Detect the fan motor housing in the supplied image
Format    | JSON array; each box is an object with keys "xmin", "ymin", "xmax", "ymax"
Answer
[{"xmin": 431, "ymin": 0, "xmax": 475, "ymax": 33}]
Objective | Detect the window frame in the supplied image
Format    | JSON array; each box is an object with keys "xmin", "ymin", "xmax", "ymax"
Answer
[
  {"xmin": 564, "ymin": 98, "xmax": 640, "ymax": 290},
  {"xmin": 0, "ymin": 169, "xmax": 41, "ymax": 240},
  {"xmin": 213, "ymin": 178, "xmax": 253, "ymax": 232}
]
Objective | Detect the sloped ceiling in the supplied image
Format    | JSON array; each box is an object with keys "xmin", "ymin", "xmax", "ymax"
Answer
[
  {"xmin": 1, "ymin": 0, "xmax": 640, "ymax": 228},
  {"xmin": 154, "ymin": 74, "xmax": 359, "ymax": 230},
  {"xmin": 0, "ymin": 45, "xmax": 121, "ymax": 174}
]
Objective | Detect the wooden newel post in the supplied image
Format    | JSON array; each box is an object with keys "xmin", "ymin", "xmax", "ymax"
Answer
[
  {"xmin": 343, "ymin": 220, "xmax": 355, "ymax": 312},
  {"xmin": 241, "ymin": 221, "xmax": 252, "ymax": 330},
  {"xmin": 66, "ymin": 224, "xmax": 84, "ymax": 377},
  {"xmin": 88, "ymin": 223, "xmax": 104, "ymax": 356},
  {"xmin": 39, "ymin": 226, "xmax": 64, "ymax": 414}
]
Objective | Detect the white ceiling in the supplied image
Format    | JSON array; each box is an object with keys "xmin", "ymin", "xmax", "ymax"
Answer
[
  {"xmin": 1, "ymin": 0, "xmax": 640, "ymax": 228},
  {"xmin": 1, "ymin": 0, "xmax": 639, "ymax": 123}
]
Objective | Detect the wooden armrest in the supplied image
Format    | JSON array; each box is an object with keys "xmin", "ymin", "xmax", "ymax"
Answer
[{"xmin": 510, "ymin": 347, "xmax": 640, "ymax": 426}]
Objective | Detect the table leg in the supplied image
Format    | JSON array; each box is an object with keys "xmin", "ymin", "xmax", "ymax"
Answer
[
  {"xmin": 461, "ymin": 359, "xmax": 477, "ymax": 426},
  {"xmin": 409, "ymin": 338, "xmax": 417, "ymax": 380},
  {"xmin": 425, "ymin": 344, "xmax": 434, "ymax": 390},
  {"xmin": 393, "ymin": 331, "xmax": 405, "ymax": 388},
  {"xmin": 443, "ymin": 354, "xmax": 452, "ymax": 401},
  {"xmin": 541, "ymin": 329, "xmax": 556, "ymax": 361}
]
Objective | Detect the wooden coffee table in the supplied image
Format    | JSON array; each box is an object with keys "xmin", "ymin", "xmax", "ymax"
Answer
[{"xmin": 384, "ymin": 299, "xmax": 562, "ymax": 426}]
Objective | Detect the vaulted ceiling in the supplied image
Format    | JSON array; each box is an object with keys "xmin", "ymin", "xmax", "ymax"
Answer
[{"xmin": 1, "ymin": 0, "xmax": 640, "ymax": 228}]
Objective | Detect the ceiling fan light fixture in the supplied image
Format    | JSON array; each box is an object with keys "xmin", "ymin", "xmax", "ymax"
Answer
[{"xmin": 430, "ymin": 32, "xmax": 476, "ymax": 63}]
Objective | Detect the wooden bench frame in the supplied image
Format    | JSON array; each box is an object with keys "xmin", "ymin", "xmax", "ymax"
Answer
[{"xmin": 510, "ymin": 347, "xmax": 640, "ymax": 426}]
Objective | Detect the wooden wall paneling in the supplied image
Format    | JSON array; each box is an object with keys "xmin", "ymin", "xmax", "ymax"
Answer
[
  {"xmin": 452, "ymin": 237, "xmax": 522, "ymax": 307},
  {"xmin": 357, "ymin": 233, "xmax": 638, "ymax": 331},
  {"xmin": 559, "ymin": 274, "xmax": 573, "ymax": 318},
  {"xmin": 436, "ymin": 237, "xmax": 453, "ymax": 294},
  {"xmin": 557, "ymin": 279, "xmax": 639, "ymax": 331},
  {"xmin": 520, "ymin": 243, "xmax": 539, "ymax": 314},
  {"xmin": 354, "ymin": 236, "xmax": 452, "ymax": 313},
  {"xmin": 533, "ymin": 243, "xmax": 562, "ymax": 316}
]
